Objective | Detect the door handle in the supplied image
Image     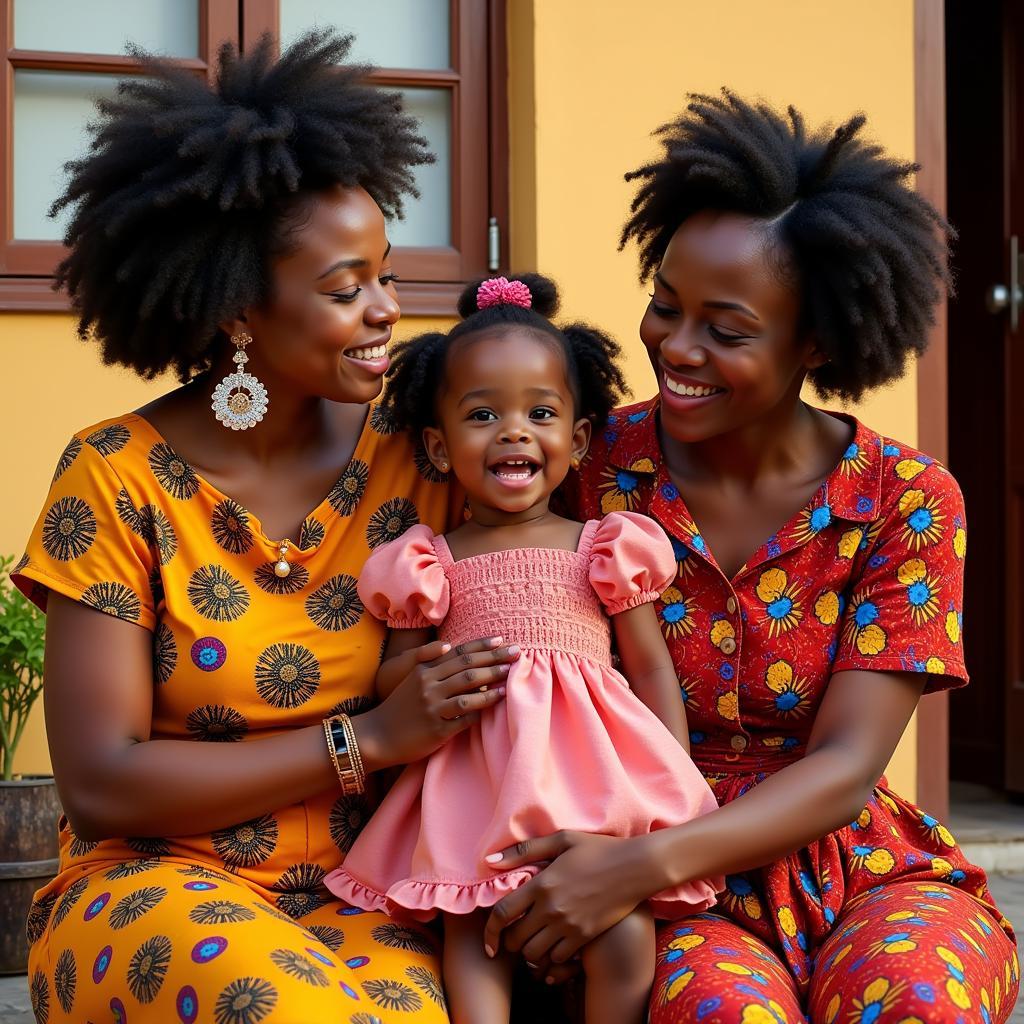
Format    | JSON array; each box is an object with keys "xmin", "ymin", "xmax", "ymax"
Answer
[{"xmin": 987, "ymin": 234, "xmax": 1023, "ymax": 331}]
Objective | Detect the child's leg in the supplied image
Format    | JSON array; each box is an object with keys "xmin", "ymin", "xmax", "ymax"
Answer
[
  {"xmin": 580, "ymin": 906, "xmax": 655, "ymax": 1024},
  {"xmin": 444, "ymin": 909, "xmax": 516, "ymax": 1024}
]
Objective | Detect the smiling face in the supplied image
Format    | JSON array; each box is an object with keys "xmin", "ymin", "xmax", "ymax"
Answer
[
  {"xmin": 639, "ymin": 210, "xmax": 824, "ymax": 444},
  {"xmin": 423, "ymin": 328, "xmax": 591, "ymax": 520},
  {"xmin": 230, "ymin": 184, "xmax": 400, "ymax": 406}
]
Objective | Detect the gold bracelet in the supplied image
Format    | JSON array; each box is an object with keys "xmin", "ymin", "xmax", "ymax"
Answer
[
  {"xmin": 337, "ymin": 712, "xmax": 366, "ymax": 790},
  {"xmin": 324, "ymin": 714, "xmax": 365, "ymax": 796},
  {"xmin": 339, "ymin": 712, "xmax": 364, "ymax": 782},
  {"xmin": 323, "ymin": 716, "xmax": 348, "ymax": 792},
  {"xmin": 339, "ymin": 712, "xmax": 364, "ymax": 790},
  {"xmin": 342, "ymin": 716, "xmax": 366, "ymax": 794}
]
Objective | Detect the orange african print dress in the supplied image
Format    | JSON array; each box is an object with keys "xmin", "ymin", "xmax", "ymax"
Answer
[{"xmin": 13, "ymin": 403, "xmax": 457, "ymax": 1024}]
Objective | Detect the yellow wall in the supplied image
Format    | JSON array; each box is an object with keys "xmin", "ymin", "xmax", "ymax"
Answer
[
  {"xmin": 2, "ymin": 315, "xmax": 168, "ymax": 774},
  {"xmin": 5, "ymin": 0, "xmax": 923, "ymax": 795},
  {"xmin": 508, "ymin": 0, "xmax": 920, "ymax": 795}
]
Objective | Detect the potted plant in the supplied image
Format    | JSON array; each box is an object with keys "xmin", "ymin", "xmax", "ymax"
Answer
[{"xmin": 0, "ymin": 554, "xmax": 61, "ymax": 974}]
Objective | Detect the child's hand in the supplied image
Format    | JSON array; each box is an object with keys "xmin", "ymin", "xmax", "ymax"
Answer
[{"xmin": 354, "ymin": 637, "xmax": 519, "ymax": 769}]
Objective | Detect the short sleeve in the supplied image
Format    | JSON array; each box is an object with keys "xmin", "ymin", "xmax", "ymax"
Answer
[
  {"xmin": 588, "ymin": 511, "xmax": 676, "ymax": 615},
  {"xmin": 832, "ymin": 465, "xmax": 968, "ymax": 693},
  {"xmin": 356, "ymin": 524, "xmax": 450, "ymax": 628},
  {"xmin": 12, "ymin": 436, "xmax": 156, "ymax": 631}
]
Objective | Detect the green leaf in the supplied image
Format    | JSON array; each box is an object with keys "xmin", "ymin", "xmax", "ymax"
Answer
[{"xmin": 0, "ymin": 553, "xmax": 47, "ymax": 775}]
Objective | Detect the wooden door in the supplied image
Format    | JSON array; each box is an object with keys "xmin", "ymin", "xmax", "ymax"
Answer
[
  {"xmin": 1003, "ymin": 0, "xmax": 1024, "ymax": 792},
  {"xmin": 945, "ymin": 0, "xmax": 1023, "ymax": 794}
]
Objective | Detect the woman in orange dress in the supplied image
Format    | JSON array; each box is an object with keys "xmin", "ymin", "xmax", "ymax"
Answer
[{"xmin": 12, "ymin": 32, "xmax": 515, "ymax": 1024}]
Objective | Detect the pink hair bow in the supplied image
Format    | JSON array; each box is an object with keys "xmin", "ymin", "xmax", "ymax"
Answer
[{"xmin": 476, "ymin": 276, "xmax": 532, "ymax": 310}]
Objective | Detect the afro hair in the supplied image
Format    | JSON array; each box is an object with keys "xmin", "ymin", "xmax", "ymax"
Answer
[
  {"xmin": 620, "ymin": 90, "xmax": 953, "ymax": 401},
  {"xmin": 52, "ymin": 29, "xmax": 433, "ymax": 381}
]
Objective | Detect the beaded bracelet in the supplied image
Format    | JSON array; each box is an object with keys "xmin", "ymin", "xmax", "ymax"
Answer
[{"xmin": 323, "ymin": 713, "xmax": 365, "ymax": 796}]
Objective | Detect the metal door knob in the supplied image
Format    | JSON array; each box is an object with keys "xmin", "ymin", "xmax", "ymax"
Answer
[
  {"xmin": 987, "ymin": 283, "xmax": 1023, "ymax": 314},
  {"xmin": 988, "ymin": 235, "xmax": 1022, "ymax": 331}
]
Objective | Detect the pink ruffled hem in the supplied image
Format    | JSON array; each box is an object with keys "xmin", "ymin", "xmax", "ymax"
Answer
[
  {"xmin": 648, "ymin": 878, "xmax": 722, "ymax": 921},
  {"xmin": 324, "ymin": 865, "xmax": 722, "ymax": 923},
  {"xmin": 385, "ymin": 613, "xmax": 433, "ymax": 629},
  {"xmin": 324, "ymin": 864, "xmax": 541, "ymax": 922}
]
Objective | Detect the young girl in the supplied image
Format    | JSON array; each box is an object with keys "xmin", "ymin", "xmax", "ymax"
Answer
[{"xmin": 325, "ymin": 273, "xmax": 721, "ymax": 1023}]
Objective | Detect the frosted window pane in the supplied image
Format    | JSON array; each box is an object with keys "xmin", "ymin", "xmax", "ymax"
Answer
[
  {"xmin": 280, "ymin": 0, "xmax": 449, "ymax": 70},
  {"xmin": 14, "ymin": 0, "xmax": 197, "ymax": 57},
  {"xmin": 13, "ymin": 71, "xmax": 125, "ymax": 241},
  {"xmin": 14, "ymin": 74, "xmax": 451, "ymax": 248},
  {"xmin": 387, "ymin": 88, "xmax": 450, "ymax": 248}
]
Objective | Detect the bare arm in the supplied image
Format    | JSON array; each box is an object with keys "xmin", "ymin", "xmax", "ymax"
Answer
[
  {"xmin": 46, "ymin": 594, "xmax": 515, "ymax": 841},
  {"xmin": 643, "ymin": 667, "xmax": 925, "ymax": 883},
  {"xmin": 483, "ymin": 667, "xmax": 925, "ymax": 962},
  {"xmin": 44, "ymin": 595, "xmax": 337, "ymax": 840},
  {"xmin": 375, "ymin": 627, "xmax": 435, "ymax": 699},
  {"xmin": 612, "ymin": 603, "xmax": 689, "ymax": 750}
]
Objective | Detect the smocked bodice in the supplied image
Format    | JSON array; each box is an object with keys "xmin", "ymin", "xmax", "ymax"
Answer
[{"xmin": 432, "ymin": 529, "xmax": 613, "ymax": 666}]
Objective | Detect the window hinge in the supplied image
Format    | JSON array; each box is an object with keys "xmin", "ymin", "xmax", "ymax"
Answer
[{"xmin": 488, "ymin": 216, "xmax": 500, "ymax": 272}]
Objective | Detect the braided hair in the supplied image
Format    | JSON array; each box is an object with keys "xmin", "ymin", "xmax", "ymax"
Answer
[
  {"xmin": 382, "ymin": 273, "xmax": 629, "ymax": 437},
  {"xmin": 52, "ymin": 29, "xmax": 432, "ymax": 381},
  {"xmin": 621, "ymin": 91, "xmax": 953, "ymax": 402}
]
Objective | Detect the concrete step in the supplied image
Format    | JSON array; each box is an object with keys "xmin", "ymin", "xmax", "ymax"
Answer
[
  {"xmin": 960, "ymin": 839, "xmax": 1024, "ymax": 873},
  {"xmin": 948, "ymin": 781, "xmax": 1024, "ymax": 874}
]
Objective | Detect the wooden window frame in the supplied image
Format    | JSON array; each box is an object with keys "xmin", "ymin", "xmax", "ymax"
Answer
[
  {"xmin": 0, "ymin": 0, "xmax": 508, "ymax": 316},
  {"xmin": 242, "ymin": 0, "xmax": 507, "ymax": 314},
  {"xmin": 0, "ymin": 0, "xmax": 238, "ymax": 308}
]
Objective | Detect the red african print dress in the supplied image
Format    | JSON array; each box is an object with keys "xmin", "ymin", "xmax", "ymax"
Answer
[{"xmin": 566, "ymin": 397, "xmax": 1019, "ymax": 1024}]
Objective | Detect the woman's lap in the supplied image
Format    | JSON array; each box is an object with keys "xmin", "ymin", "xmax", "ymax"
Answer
[
  {"xmin": 650, "ymin": 883, "xmax": 1019, "ymax": 1023},
  {"xmin": 28, "ymin": 859, "xmax": 448, "ymax": 1023},
  {"xmin": 650, "ymin": 912, "xmax": 804, "ymax": 1023},
  {"xmin": 809, "ymin": 881, "xmax": 1019, "ymax": 1024}
]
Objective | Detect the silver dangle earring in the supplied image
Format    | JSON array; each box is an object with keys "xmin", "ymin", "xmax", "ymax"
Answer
[{"xmin": 211, "ymin": 330, "xmax": 269, "ymax": 431}]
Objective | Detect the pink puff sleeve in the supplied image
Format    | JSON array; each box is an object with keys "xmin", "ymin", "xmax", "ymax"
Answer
[
  {"xmin": 588, "ymin": 511, "xmax": 676, "ymax": 615},
  {"xmin": 356, "ymin": 524, "xmax": 450, "ymax": 629}
]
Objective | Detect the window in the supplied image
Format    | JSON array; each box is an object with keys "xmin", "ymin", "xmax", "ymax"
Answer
[
  {"xmin": 0, "ymin": 1, "xmax": 237, "ymax": 308},
  {"xmin": 0, "ymin": 0, "xmax": 507, "ymax": 314}
]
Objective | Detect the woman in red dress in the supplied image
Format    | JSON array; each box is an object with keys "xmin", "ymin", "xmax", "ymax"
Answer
[{"xmin": 480, "ymin": 93, "xmax": 1020, "ymax": 1023}]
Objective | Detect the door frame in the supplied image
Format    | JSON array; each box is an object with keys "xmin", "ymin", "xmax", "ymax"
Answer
[{"xmin": 913, "ymin": 0, "xmax": 950, "ymax": 818}]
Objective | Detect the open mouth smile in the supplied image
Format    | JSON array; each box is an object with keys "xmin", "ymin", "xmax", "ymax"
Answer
[
  {"xmin": 488, "ymin": 455, "xmax": 541, "ymax": 488},
  {"xmin": 660, "ymin": 366, "xmax": 727, "ymax": 404},
  {"xmin": 665, "ymin": 378, "xmax": 725, "ymax": 397},
  {"xmin": 346, "ymin": 344, "xmax": 388, "ymax": 361},
  {"xmin": 342, "ymin": 337, "xmax": 391, "ymax": 376}
]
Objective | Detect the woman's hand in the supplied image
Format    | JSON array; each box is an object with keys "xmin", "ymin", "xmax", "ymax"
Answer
[
  {"xmin": 482, "ymin": 831, "xmax": 653, "ymax": 967},
  {"xmin": 353, "ymin": 637, "xmax": 519, "ymax": 770}
]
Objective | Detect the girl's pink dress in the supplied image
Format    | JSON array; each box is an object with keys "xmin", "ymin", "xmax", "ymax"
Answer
[{"xmin": 324, "ymin": 511, "xmax": 722, "ymax": 920}]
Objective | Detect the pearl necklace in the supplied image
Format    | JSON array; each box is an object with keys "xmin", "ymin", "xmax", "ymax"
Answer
[{"xmin": 274, "ymin": 540, "xmax": 292, "ymax": 578}]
